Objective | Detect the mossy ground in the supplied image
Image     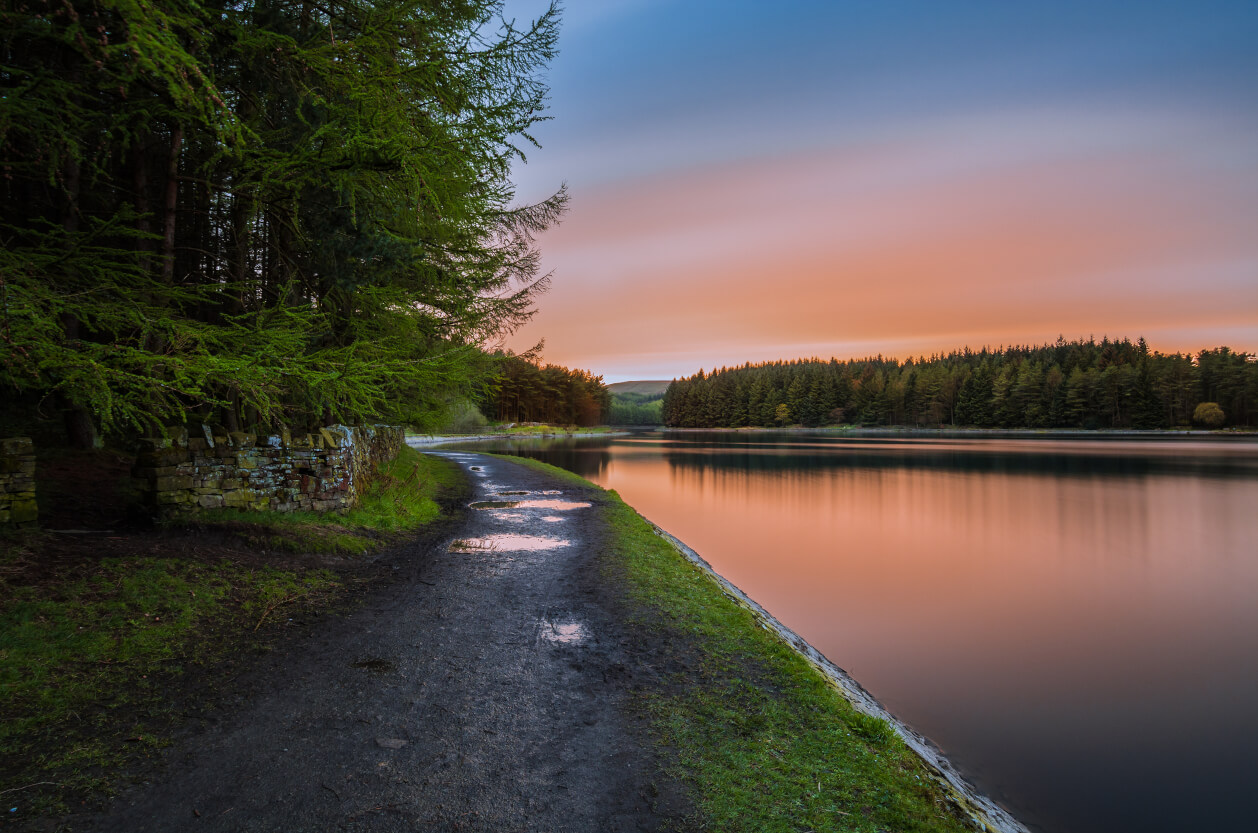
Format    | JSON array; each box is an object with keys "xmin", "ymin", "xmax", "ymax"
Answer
[
  {"xmin": 0, "ymin": 446, "xmax": 462, "ymax": 819},
  {"xmin": 498, "ymin": 455, "xmax": 979, "ymax": 833}
]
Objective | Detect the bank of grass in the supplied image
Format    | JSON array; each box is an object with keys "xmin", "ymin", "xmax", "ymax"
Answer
[
  {"xmin": 497, "ymin": 455, "xmax": 980, "ymax": 833},
  {"xmin": 191, "ymin": 444, "xmax": 463, "ymax": 555},
  {"xmin": 0, "ymin": 446, "xmax": 461, "ymax": 817}
]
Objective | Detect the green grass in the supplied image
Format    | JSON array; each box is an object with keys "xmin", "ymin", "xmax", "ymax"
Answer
[
  {"xmin": 191, "ymin": 445, "xmax": 462, "ymax": 555},
  {"xmin": 498, "ymin": 455, "xmax": 979, "ymax": 833},
  {"xmin": 0, "ymin": 446, "xmax": 463, "ymax": 817}
]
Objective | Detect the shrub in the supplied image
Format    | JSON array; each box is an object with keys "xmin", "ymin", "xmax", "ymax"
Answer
[{"xmin": 1192, "ymin": 402, "xmax": 1226, "ymax": 428}]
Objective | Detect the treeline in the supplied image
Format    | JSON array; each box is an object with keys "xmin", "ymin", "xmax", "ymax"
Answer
[
  {"xmin": 662, "ymin": 339, "xmax": 1257, "ymax": 430},
  {"xmin": 607, "ymin": 391, "xmax": 664, "ymax": 425},
  {"xmin": 1, "ymin": 0, "xmax": 562, "ymax": 445},
  {"xmin": 480, "ymin": 354, "xmax": 610, "ymax": 427}
]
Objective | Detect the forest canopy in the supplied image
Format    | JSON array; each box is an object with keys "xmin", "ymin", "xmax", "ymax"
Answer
[
  {"xmin": 662, "ymin": 339, "xmax": 1258, "ymax": 430},
  {"xmin": 1, "ymin": 0, "xmax": 563, "ymax": 445}
]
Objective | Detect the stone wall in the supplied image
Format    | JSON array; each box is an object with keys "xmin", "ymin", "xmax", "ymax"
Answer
[
  {"xmin": 0, "ymin": 437, "xmax": 37, "ymax": 526},
  {"xmin": 133, "ymin": 424, "xmax": 404, "ymax": 516}
]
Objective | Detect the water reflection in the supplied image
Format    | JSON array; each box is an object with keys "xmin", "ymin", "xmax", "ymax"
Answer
[
  {"xmin": 454, "ymin": 431, "xmax": 1258, "ymax": 833},
  {"xmin": 449, "ymin": 535, "xmax": 569, "ymax": 552},
  {"xmin": 538, "ymin": 618, "xmax": 588, "ymax": 645}
]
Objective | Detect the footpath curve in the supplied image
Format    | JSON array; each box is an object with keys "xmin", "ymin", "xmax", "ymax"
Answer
[{"xmin": 79, "ymin": 452, "xmax": 688, "ymax": 833}]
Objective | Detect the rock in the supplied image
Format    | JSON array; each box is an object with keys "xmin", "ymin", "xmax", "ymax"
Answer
[{"xmin": 375, "ymin": 738, "xmax": 407, "ymax": 749}]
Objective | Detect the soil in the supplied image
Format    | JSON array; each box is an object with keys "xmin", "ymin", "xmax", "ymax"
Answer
[{"xmin": 56, "ymin": 452, "xmax": 695, "ymax": 832}]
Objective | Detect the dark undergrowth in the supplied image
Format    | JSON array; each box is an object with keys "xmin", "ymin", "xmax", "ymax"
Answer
[{"xmin": 0, "ymin": 447, "xmax": 464, "ymax": 824}]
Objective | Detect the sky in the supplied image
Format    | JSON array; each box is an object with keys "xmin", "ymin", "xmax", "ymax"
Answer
[{"xmin": 500, "ymin": 0, "xmax": 1258, "ymax": 383}]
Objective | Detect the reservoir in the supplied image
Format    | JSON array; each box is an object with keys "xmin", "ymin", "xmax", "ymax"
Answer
[{"xmin": 450, "ymin": 431, "xmax": 1258, "ymax": 833}]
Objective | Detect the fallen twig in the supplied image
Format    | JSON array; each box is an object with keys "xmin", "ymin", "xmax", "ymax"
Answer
[
  {"xmin": 0, "ymin": 781, "xmax": 59, "ymax": 796},
  {"xmin": 253, "ymin": 590, "xmax": 313, "ymax": 631}
]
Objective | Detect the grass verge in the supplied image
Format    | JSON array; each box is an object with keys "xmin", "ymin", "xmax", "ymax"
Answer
[
  {"xmin": 189, "ymin": 445, "xmax": 463, "ymax": 556},
  {"xmin": 0, "ymin": 446, "xmax": 462, "ymax": 820},
  {"xmin": 499, "ymin": 455, "xmax": 981, "ymax": 833}
]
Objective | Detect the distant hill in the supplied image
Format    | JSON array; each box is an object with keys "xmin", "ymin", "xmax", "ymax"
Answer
[{"xmin": 606, "ymin": 380, "xmax": 671, "ymax": 397}]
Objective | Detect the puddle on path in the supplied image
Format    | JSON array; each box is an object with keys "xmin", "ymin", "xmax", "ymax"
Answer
[
  {"xmin": 449, "ymin": 534, "xmax": 570, "ymax": 552},
  {"xmin": 469, "ymin": 498, "xmax": 590, "ymax": 511},
  {"xmin": 352, "ymin": 658, "xmax": 396, "ymax": 673},
  {"xmin": 470, "ymin": 500, "xmax": 520, "ymax": 510},
  {"xmin": 493, "ymin": 512, "xmax": 527, "ymax": 522},
  {"xmin": 495, "ymin": 490, "xmax": 531, "ymax": 496},
  {"xmin": 514, "ymin": 499, "xmax": 591, "ymax": 510},
  {"xmin": 539, "ymin": 618, "xmax": 588, "ymax": 645},
  {"xmin": 540, "ymin": 516, "xmax": 564, "ymax": 523}
]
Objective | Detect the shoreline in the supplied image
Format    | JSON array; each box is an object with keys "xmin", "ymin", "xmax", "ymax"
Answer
[
  {"xmin": 661, "ymin": 425, "xmax": 1256, "ymax": 438},
  {"xmin": 647, "ymin": 520, "xmax": 1028, "ymax": 833},
  {"xmin": 406, "ymin": 429, "xmax": 630, "ymax": 446}
]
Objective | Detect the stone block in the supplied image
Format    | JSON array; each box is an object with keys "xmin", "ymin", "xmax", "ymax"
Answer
[
  {"xmin": 202, "ymin": 424, "xmax": 216, "ymax": 449},
  {"xmin": 155, "ymin": 490, "xmax": 185, "ymax": 505},
  {"xmin": 318, "ymin": 428, "xmax": 340, "ymax": 448},
  {"xmin": 223, "ymin": 489, "xmax": 256, "ymax": 508},
  {"xmin": 154, "ymin": 475, "xmax": 195, "ymax": 491},
  {"xmin": 0, "ymin": 437, "xmax": 34, "ymax": 456},
  {"xmin": 136, "ymin": 447, "xmax": 189, "ymax": 467},
  {"xmin": 198, "ymin": 494, "xmax": 225, "ymax": 509},
  {"xmin": 188, "ymin": 437, "xmax": 208, "ymax": 452}
]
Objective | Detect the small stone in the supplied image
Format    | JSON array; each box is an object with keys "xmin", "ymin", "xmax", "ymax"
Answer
[{"xmin": 375, "ymin": 738, "xmax": 407, "ymax": 749}]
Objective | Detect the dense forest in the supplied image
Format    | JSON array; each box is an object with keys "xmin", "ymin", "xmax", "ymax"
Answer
[
  {"xmin": 1, "ymin": 0, "xmax": 561, "ymax": 445},
  {"xmin": 607, "ymin": 391, "xmax": 664, "ymax": 425},
  {"xmin": 479, "ymin": 353, "xmax": 609, "ymax": 427},
  {"xmin": 661, "ymin": 338, "xmax": 1257, "ymax": 430}
]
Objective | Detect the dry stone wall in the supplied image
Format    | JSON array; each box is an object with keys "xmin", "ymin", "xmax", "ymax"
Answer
[
  {"xmin": 133, "ymin": 424, "xmax": 404, "ymax": 516},
  {"xmin": 0, "ymin": 437, "xmax": 37, "ymax": 526}
]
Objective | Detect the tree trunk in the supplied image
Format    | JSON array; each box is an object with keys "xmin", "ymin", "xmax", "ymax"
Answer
[{"xmin": 161, "ymin": 124, "xmax": 183, "ymax": 284}]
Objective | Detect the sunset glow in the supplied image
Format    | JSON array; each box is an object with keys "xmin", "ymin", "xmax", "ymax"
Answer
[{"xmin": 505, "ymin": 1, "xmax": 1258, "ymax": 381}]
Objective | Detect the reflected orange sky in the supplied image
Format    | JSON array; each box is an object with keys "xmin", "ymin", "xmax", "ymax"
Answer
[{"xmin": 574, "ymin": 437, "xmax": 1258, "ymax": 833}]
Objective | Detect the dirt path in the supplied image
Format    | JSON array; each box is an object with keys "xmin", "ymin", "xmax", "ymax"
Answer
[{"xmin": 77, "ymin": 453, "xmax": 689, "ymax": 833}]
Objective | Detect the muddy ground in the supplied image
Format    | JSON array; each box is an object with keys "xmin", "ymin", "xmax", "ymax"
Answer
[{"xmin": 61, "ymin": 452, "xmax": 693, "ymax": 832}]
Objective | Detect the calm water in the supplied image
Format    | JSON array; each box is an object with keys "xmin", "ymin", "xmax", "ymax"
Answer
[{"xmin": 449, "ymin": 431, "xmax": 1258, "ymax": 833}]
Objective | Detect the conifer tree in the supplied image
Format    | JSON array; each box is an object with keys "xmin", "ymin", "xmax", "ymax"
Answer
[{"xmin": 1, "ymin": 0, "xmax": 564, "ymax": 442}]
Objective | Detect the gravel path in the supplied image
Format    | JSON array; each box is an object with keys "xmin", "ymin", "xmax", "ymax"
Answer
[{"xmin": 80, "ymin": 452, "xmax": 688, "ymax": 832}]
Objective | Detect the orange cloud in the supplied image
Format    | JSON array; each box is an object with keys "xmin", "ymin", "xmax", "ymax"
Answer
[{"xmin": 512, "ymin": 126, "xmax": 1258, "ymax": 379}]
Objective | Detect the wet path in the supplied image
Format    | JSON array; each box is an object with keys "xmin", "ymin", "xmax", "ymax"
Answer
[{"xmin": 81, "ymin": 453, "xmax": 685, "ymax": 833}]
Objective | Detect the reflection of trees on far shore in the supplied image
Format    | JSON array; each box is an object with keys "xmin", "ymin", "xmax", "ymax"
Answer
[{"xmin": 660, "ymin": 443, "xmax": 1258, "ymax": 480}]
